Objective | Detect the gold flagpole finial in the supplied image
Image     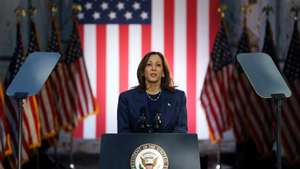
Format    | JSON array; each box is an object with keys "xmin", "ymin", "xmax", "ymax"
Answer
[
  {"xmin": 28, "ymin": 7, "xmax": 37, "ymax": 16},
  {"xmin": 15, "ymin": 8, "xmax": 27, "ymax": 17},
  {"xmin": 291, "ymin": 6, "xmax": 300, "ymax": 20},
  {"xmin": 263, "ymin": 5, "xmax": 273, "ymax": 17},
  {"xmin": 241, "ymin": 4, "xmax": 251, "ymax": 27},
  {"xmin": 241, "ymin": 4, "xmax": 251, "ymax": 15},
  {"xmin": 72, "ymin": 3, "xmax": 82, "ymax": 14},
  {"xmin": 50, "ymin": 3, "xmax": 59, "ymax": 17},
  {"xmin": 218, "ymin": 5, "xmax": 228, "ymax": 18},
  {"xmin": 51, "ymin": 3, "xmax": 58, "ymax": 15}
]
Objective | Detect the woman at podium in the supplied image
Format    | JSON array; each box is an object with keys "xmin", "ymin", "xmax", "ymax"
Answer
[{"xmin": 117, "ymin": 51, "xmax": 187, "ymax": 133}]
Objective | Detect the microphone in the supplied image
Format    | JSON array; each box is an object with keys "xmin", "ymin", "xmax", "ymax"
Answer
[
  {"xmin": 138, "ymin": 107, "xmax": 148, "ymax": 132},
  {"xmin": 154, "ymin": 108, "xmax": 162, "ymax": 130}
]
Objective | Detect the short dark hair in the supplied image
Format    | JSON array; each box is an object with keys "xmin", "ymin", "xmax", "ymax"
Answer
[{"xmin": 136, "ymin": 51, "xmax": 175, "ymax": 92}]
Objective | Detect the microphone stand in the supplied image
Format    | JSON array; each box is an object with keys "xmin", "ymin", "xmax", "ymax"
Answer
[
  {"xmin": 154, "ymin": 110, "xmax": 162, "ymax": 131},
  {"xmin": 139, "ymin": 108, "xmax": 150, "ymax": 133},
  {"xmin": 272, "ymin": 94, "xmax": 284, "ymax": 169},
  {"xmin": 15, "ymin": 92, "xmax": 28, "ymax": 169}
]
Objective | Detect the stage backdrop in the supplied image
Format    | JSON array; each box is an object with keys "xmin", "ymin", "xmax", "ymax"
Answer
[{"xmin": 72, "ymin": 0, "xmax": 221, "ymax": 139}]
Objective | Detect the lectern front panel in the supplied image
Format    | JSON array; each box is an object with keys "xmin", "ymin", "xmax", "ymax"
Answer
[{"xmin": 99, "ymin": 133, "xmax": 200, "ymax": 169}]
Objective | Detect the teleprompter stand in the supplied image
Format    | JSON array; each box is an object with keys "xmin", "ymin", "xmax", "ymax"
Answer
[
  {"xmin": 6, "ymin": 52, "xmax": 60, "ymax": 169},
  {"xmin": 237, "ymin": 52, "xmax": 291, "ymax": 169}
]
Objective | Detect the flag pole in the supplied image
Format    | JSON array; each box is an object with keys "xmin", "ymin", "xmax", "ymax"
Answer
[
  {"xmin": 14, "ymin": 8, "xmax": 27, "ymax": 169},
  {"xmin": 16, "ymin": 94, "xmax": 26, "ymax": 169},
  {"xmin": 27, "ymin": 2, "xmax": 41, "ymax": 169},
  {"xmin": 48, "ymin": 2, "xmax": 60, "ymax": 168},
  {"xmin": 274, "ymin": 0, "xmax": 281, "ymax": 63},
  {"xmin": 216, "ymin": 143, "xmax": 222, "ymax": 169},
  {"xmin": 69, "ymin": 132, "xmax": 75, "ymax": 169},
  {"xmin": 214, "ymin": 6, "xmax": 227, "ymax": 169},
  {"xmin": 67, "ymin": 4, "xmax": 82, "ymax": 169},
  {"xmin": 36, "ymin": 149, "xmax": 40, "ymax": 169},
  {"xmin": 272, "ymin": 94, "xmax": 284, "ymax": 169}
]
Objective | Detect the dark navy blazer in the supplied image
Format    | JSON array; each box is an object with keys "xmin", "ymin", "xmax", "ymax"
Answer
[{"xmin": 117, "ymin": 88, "xmax": 187, "ymax": 133}]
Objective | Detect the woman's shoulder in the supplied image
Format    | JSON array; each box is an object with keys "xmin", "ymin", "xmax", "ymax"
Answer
[
  {"xmin": 164, "ymin": 88, "xmax": 185, "ymax": 96},
  {"xmin": 119, "ymin": 87, "xmax": 143, "ymax": 98},
  {"xmin": 174, "ymin": 89, "xmax": 185, "ymax": 94}
]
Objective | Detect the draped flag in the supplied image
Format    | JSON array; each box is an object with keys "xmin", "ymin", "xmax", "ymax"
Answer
[
  {"xmin": 262, "ymin": 18, "xmax": 278, "ymax": 67},
  {"xmin": 35, "ymin": 14, "xmax": 60, "ymax": 139},
  {"xmin": 50, "ymin": 62, "xmax": 77, "ymax": 131},
  {"xmin": 229, "ymin": 20, "xmax": 251, "ymax": 144},
  {"xmin": 230, "ymin": 18, "xmax": 273, "ymax": 156},
  {"xmin": 200, "ymin": 19, "xmax": 233, "ymax": 143},
  {"xmin": 39, "ymin": 5, "xmax": 67, "ymax": 138},
  {"xmin": 261, "ymin": 16, "xmax": 279, "ymax": 156},
  {"xmin": 65, "ymin": 17, "xmax": 96, "ymax": 129},
  {"xmin": 22, "ymin": 18, "xmax": 43, "ymax": 148},
  {"xmin": 73, "ymin": 0, "xmax": 213, "ymax": 138},
  {"xmin": 47, "ymin": 7, "xmax": 79, "ymax": 132},
  {"xmin": 282, "ymin": 20, "xmax": 300, "ymax": 164},
  {"xmin": 3, "ymin": 21, "xmax": 30, "ymax": 166},
  {"xmin": 50, "ymin": 54, "xmax": 77, "ymax": 130},
  {"xmin": 0, "ymin": 82, "xmax": 8, "ymax": 169}
]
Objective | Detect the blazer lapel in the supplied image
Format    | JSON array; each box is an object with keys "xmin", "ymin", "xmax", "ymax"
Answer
[
  {"xmin": 160, "ymin": 90, "xmax": 175, "ymax": 118},
  {"xmin": 133, "ymin": 89, "xmax": 148, "ymax": 114}
]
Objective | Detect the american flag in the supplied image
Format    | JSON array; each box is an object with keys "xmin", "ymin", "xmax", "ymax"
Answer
[
  {"xmin": 0, "ymin": 83, "xmax": 12, "ymax": 153},
  {"xmin": 73, "ymin": 0, "xmax": 215, "ymax": 138},
  {"xmin": 262, "ymin": 18, "xmax": 278, "ymax": 67},
  {"xmin": 230, "ymin": 19, "xmax": 273, "ymax": 155},
  {"xmin": 3, "ymin": 21, "xmax": 30, "ymax": 166},
  {"xmin": 200, "ymin": 19, "xmax": 233, "ymax": 143},
  {"xmin": 50, "ymin": 62, "xmax": 77, "ymax": 131},
  {"xmin": 261, "ymin": 17, "xmax": 278, "ymax": 153},
  {"xmin": 229, "ymin": 21, "xmax": 251, "ymax": 144},
  {"xmin": 47, "ymin": 13, "xmax": 76, "ymax": 131},
  {"xmin": 282, "ymin": 20, "xmax": 300, "ymax": 163},
  {"xmin": 0, "ymin": 82, "xmax": 7, "ymax": 169},
  {"xmin": 65, "ymin": 17, "xmax": 96, "ymax": 127},
  {"xmin": 36, "ymin": 15, "xmax": 61, "ymax": 139},
  {"xmin": 23, "ymin": 18, "xmax": 43, "ymax": 148},
  {"xmin": 258, "ymin": 17, "xmax": 276, "ymax": 155}
]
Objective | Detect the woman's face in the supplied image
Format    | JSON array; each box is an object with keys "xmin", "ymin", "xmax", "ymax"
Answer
[{"xmin": 144, "ymin": 54, "xmax": 165, "ymax": 85}]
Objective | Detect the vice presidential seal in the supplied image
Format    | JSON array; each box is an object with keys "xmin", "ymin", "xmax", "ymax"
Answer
[{"xmin": 130, "ymin": 143, "xmax": 169, "ymax": 169}]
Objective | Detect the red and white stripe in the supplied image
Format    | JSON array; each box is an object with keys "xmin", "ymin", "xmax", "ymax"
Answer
[
  {"xmin": 22, "ymin": 97, "xmax": 41, "ymax": 148},
  {"xmin": 0, "ymin": 82, "xmax": 15, "ymax": 162},
  {"xmin": 0, "ymin": 83, "xmax": 6, "ymax": 169},
  {"xmin": 74, "ymin": 0, "xmax": 212, "ymax": 139},
  {"xmin": 68, "ymin": 56, "xmax": 96, "ymax": 138},
  {"xmin": 282, "ymin": 80, "xmax": 300, "ymax": 163},
  {"xmin": 228, "ymin": 71, "xmax": 247, "ymax": 143},
  {"xmin": 3, "ymin": 96, "xmax": 31, "ymax": 164},
  {"xmin": 36, "ymin": 81, "xmax": 57, "ymax": 139},
  {"xmin": 230, "ymin": 70, "xmax": 273, "ymax": 155},
  {"xmin": 16, "ymin": 97, "xmax": 40, "ymax": 148},
  {"xmin": 4, "ymin": 96, "xmax": 41, "ymax": 149},
  {"xmin": 69, "ymin": 57, "xmax": 95, "ymax": 120},
  {"xmin": 201, "ymin": 62, "xmax": 234, "ymax": 142},
  {"xmin": 50, "ymin": 63, "xmax": 77, "ymax": 130}
]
